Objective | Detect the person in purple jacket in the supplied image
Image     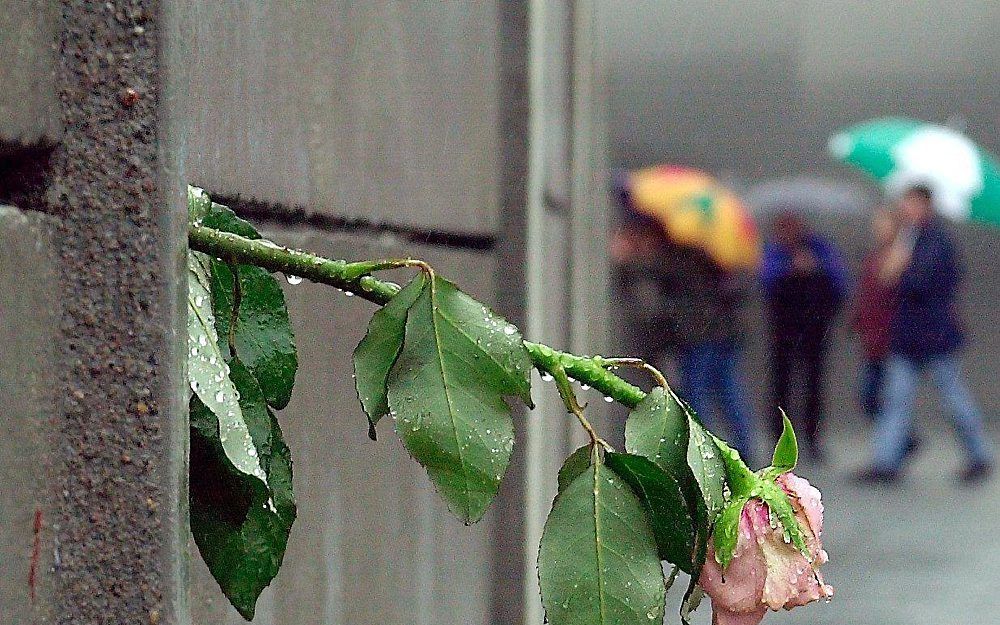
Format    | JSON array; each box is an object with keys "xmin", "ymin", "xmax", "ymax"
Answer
[
  {"xmin": 856, "ymin": 185, "xmax": 994, "ymax": 484},
  {"xmin": 761, "ymin": 213, "xmax": 849, "ymax": 462}
]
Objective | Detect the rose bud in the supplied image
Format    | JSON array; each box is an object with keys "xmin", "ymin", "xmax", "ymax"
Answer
[{"xmin": 699, "ymin": 472, "xmax": 833, "ymax": 625}]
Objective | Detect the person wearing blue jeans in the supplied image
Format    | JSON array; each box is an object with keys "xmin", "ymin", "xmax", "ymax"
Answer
[
  {"xmin": 679, "ymin": 339, "xmax": 755, "ymax": 462},
  {"xmin": 871, "ymin": 354, "xmax": 992, "ymax": 473},
  {"xmin": 857, "ymin": 186, "xmax": 994, "ymax": 484}
]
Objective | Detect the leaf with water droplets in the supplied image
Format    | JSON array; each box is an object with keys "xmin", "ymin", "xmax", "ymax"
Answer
[
  {"xmin": 625, "ymin": 388, "xmax": 722, "ymax": 615},
  {"xmin": 757, "ymin": 478, "xmax": 810, "ymax": 560},
  {"xmin": 624, "ymin": 388, "xmax": 724, "ymax": 523},
  {"xmin": 606, "ymin": 452, "xmax": 698, "ymax": 574},
  {"xmin": 352, "ymin": 274, "xmax": 427, "ymax": 439},
  {"xmin": 190, "ymin": 358, "xmax": 296, "ymax": 620},
  {"xmin": 188, "ymin": 252, "xmax": 268, "ymax": 485},
  {"xmin": 711, "ymin": 494, "xmax": 750, "ymax": 570},
  {"xmin": 188, "ymin": 185, "xmax": 212, "ymax": 222},
  {"xmin": 198, "ymin": 199, "xmax": 298, "ymax": 410},
  {"xmin": 538, "ymin": 461, "xmax": 665, "ymax": 625},
  {"xmin": 387, "ymin": 274, "xmax": 532, "ymax": 524},
  {"xmin": 557, "ymin": 445, "xmax": 593, "ymax": 495},
  {"xmin": 686, "ymin": 415, "xmax": 726, "ymax": 521}
]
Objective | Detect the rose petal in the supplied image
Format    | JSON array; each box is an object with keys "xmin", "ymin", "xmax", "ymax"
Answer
[
  {"xmin": 712, "ymin": 605, "xmax": 767, "ymax": 625},
  {"xmin": 777, "ymin": 473, "xmax": 824, "ymax": 539}
]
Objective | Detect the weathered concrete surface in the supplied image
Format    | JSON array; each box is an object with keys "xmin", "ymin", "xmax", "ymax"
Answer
[
  {"xmin": 0, "ymin": 206, "xmax": 57, "ymax": 625},
  {"xmin": 191, "ymin": 228, "xmax": 499, "ymax": 625},
  {"xmin": 175, "ymin": 1, "xmax": 500, "ymax": 235},
  {"xmin": 0, "ymin": 1, "xmax": 59, "ymax": 152},
  {"xmin": 26, "ymin": 2, "xmax": 189, "ymax": 624}
]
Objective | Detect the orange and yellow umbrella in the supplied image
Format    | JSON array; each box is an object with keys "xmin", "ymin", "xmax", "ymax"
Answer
[{"xmin": 624, "ymin": 165, "xmax": 761, "ymax": 270}]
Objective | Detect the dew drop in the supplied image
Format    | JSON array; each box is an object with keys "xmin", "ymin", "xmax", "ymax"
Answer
[
  {"xmin": 540, "ymin": 372, "xmax": 554, "ymax": 382},
  {"xmin": 604, "ymin": 396, "xmax": 614, "ymax": 403},
  {"xmin": 503, "ymin": 325, "xmax": 516, "ymax": 336},
  {"xmin": 580, "ymin": 384, "xmax": 590, "ymax": 390},
  {"xmin": 285, "ymin": 274, "xmax": 303, "ymax": 285},
  {"xmin": 194, "ymin": 295, "xmax": 204, "ymax": 307},
  {"xmin": 198, "ymin": 334, "xmax": 208, "ymax": 347},
  {"xmin": 215, "ymin": 391, "xmax": 225, "ymax": 403}
]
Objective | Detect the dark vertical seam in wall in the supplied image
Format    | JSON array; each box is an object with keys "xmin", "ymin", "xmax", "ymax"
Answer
[{"xmin": 492, "ymin": 2, "xmax": 531, "ymax": 624}]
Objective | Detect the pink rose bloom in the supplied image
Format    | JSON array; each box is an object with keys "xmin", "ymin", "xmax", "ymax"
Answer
[{"xmin": 699, "ymin": 473, "xmax": 833, "ymax": 625}]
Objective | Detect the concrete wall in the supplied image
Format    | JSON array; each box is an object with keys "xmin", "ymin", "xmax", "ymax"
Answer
[
  {"xmin": 174, "ymin": 0, "xmax": 500, "ymax": 235},
  {"xmin": 1, "ymin": 2, "xmax": 611, "ymax": 624},
  {"xmin": 0, "ymin": 3, "xmax": 59, "ymax": 153},
  {"xmin": 0, "ymin": 207, "xmax": 57, "ymax": 625}
]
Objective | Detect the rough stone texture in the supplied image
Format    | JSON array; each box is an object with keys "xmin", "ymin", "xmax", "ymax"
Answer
[
  {"xmin": 0, "ymin": 207, "xmax": 57, "ymax": 625},
  {"xmin": 174, "ymin": 0, "xmax": 500, "ymax": 235},
  {"xmin": 0, "ymin": 1, "xmax": 60, "ymax": 153},
  {"xmin": 31, "ymin": 2, "xmax": 188, "ymax": 624},
  {"xmin": 190, "ymin": 228, "xmax": 497, "ymax": 625}
]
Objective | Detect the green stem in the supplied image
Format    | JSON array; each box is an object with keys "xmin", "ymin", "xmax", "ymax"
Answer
[{"xmin": 188, "ymin": 224, "xmax": 649, "ymax": 409}]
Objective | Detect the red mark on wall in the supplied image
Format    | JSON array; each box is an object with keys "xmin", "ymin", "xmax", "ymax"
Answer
[{"xmin": 29, "ymin": 508, "xmax": 41, "ymax": 602}]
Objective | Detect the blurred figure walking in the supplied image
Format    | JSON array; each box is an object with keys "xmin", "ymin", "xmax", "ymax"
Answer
[
  {"xmin": 612, "ymin": 205, "xmax": 756, "ymax": 463},
  {"xmin": 856, "ymin": 186, "xmax": 994, "ymax": 484},
  {"xmin": 853, "ymin": 207, "xmax": 900, "ymax": 421},
  {"xmin": 762, "ymin": 214, "xmax": 848, "ymax": 461}
]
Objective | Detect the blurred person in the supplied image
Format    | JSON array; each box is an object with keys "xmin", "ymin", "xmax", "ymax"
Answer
[
  {"xmin": 856, "ymin": 186, "xmax": 994, "ymax": 484},
  {"xmin": 852, "ymin": 208, "xmax": 922, "ymax": 456},
  {"xmin": 612, "ymin": 207, "xmax": 756, "ymax": 462},
  {"xmin": 852, "ymin": 208, "xmax": 899, "ymax": 419},
  {"xmin": 761, "ymin": 213, "xmax": 848, "ymax": 462}
]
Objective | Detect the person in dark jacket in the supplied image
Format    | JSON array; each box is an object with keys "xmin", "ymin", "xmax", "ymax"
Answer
[
  {"xmin": 612, "ymin": 212, "xmax": 756, "ymax": 462},
  {"xmin": 761, "ymin": 213, "xmax": 848, "ymax": 461},
  {"xmin": 856, "ymin": 186, "xmax": 993, "ymax": 484}
]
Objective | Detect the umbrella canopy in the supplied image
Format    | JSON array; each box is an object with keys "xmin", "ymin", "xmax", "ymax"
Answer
[
  {"xmin": 623, "ymin": 165, "xmax": 761, "ymax": 270},
  {"xmin": 829, "ymin": 117, "xmax": 1000, "ymax": 226},
  {"xmin": 746, "ymin": 176, "xmax": 872, "ymax": 216}
]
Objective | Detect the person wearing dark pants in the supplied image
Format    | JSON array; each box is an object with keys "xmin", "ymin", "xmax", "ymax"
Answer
[
  {"xmin": 761, "ymin": 213, "xmax": 848, "ymax": 461},
  {"xmin": 856, "ymin": 186, "xmax": 994, "ymax": 484}
]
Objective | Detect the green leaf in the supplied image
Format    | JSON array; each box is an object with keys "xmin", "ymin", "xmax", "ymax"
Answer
[
  {"xmin": 353, "ymin": 274, "xmax": 427, "ymax": 439},
  {"xmin": 557, "ymin": 445, "xmax": 593, "ymax": 494},
  {"xmin": 211, "ymin": 261, "xmax": 298, "ymax": 410},
  {"xmin": 624, "ymin": 388, "xmax": 718, "ymax": 586},
  {"xmin": 605, "ymin": 452, "xmax": 697, "ymax": 573},
  {"xmin": 189, "ymin": 185, "xmax": 212, "ymax": 222},
  {"xmin": 770, "ymin": 410, "xmax": 798, "ymax": 473},
  {"xmin": 686, "ymin": 415, "xmax": 727, "ymax": 522},
  {"xmin": 386, "ymin": 275, "xmax": 532, "ymax": 524},
  {"xmin": 538, "ymin": 462, "xmax": 665, "ymax": 625},
  {"xmin": 713, "ymin": 436, "xmax": 757, "ymax": 499},
  {"xmin": 200, "ymin": 199, "xmax": 261, "ymax": 240},
  {"xmin": 757, "ymin": 479, "xmax": 811, "ymax": 560},
  {"xmin": 712, "ymin": 494, "xmax": 750, "ymax": 570},
  {"xmin": 190, "ymin": 359, "xmax": 296, "ymax": 621},
  {"xmin": 188, "ymin": 251, "xmax": 267, "ymax": 484},
  {"xmin": 624, "ymin": 387, "xmax": 689, "ymax": 472},
  {"xmin": 196, "ymin": 199, "xmax": 298, "ymax": 410}
]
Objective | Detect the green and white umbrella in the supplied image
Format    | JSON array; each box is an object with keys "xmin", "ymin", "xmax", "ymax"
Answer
[{"xmin": 829, "ymin": 117, "xmax": 1000, "ymax": 226}]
